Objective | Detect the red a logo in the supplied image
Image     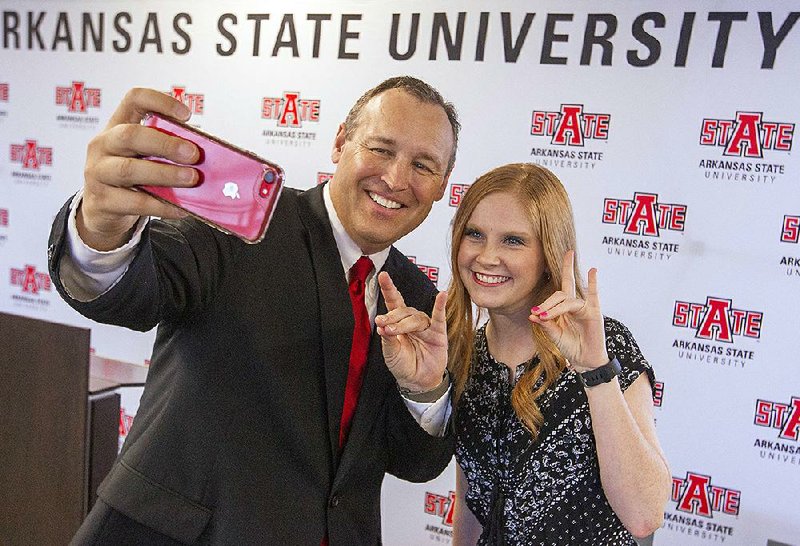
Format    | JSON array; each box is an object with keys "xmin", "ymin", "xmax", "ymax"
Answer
[
  {"xmin": 119, "ymin": 408, "xmax": 135, "ymax": 436},
  {"xmin": 696, "ymin": 297, "xmax": 733, "ymax": 343},
  {"xmin": 10, "ymin": 140, "xmax": 52, "ymax": 170},
  {"xmin": 672, "ymin": 472, "xmax": 740, "ymax": 517},
  {"xmin": 725, "ymin": 112, "xmax": 762, "ymax": 158},
  {"xmin": 55, "ymin": 81, "xmax": 100, "ymax": 113},
  {"xmin": 278, "ymin": 92, "xmax": 300, "ymax": 127},
  {"xmin": 22, "ymin": 267, "xmax": 39, "ymax": 293},
  {"xmin": 170, "ymin": 86, "xmax": 204, "ymax": 114},
  {"xmin": 10, "ymin": 265, "xmax": 50, "ymax": 294},
  {"xmin": 531, "ymin": 104, "xmax": 609, "ymax": 146},
  {"xmin": 70, "ymin": 81, "xmax": 87, "ymax": 113},
  {"xmin": 262, "ymin": 92, "xmax": 320, "ymax": 128},
  {"xmin": 673, "ymin": 297, "xmax": 762, "ymax": 341},
  {"xmin": 624, "ymin": 193, "xmax": 658, "ymax": 236},
  {"xmin": 424, "ymin": 491, "xmax": 455, "ymax": 527},
  {"xmin": 22, "ymin": 141, "xmax": 41, "ymax": 169},
  {"xmin": 443, "ymin": 490, "xmax": 455, "ymax": 526},
  {"xmin": 676, "ymin": 473, "xmax": 712, "ymax": 517},
  {"xmin": 779, "ymin": 398, "xmax": 800, "ymax": 441},
  {"xmin": 552, "ymin": 105, "xmax": 585, "ymax": 146}
]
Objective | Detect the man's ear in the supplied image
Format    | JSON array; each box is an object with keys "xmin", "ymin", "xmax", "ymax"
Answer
[
  {"xmin": 331, "ymin": 123, "xmax": 347, "ymax": 164},
  {"xmin": 433, "ymin": 170, "xmax": 452, "ymax": 201}
]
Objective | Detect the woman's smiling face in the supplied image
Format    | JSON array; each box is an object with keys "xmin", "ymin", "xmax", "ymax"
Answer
[{"xmin": 457, "ymin": 191, "xmax": 546, "ymax": 318}]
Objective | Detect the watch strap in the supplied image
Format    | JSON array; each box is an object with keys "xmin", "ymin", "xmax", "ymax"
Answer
[
  {"xmin": 576, "ymin": 356, "xmax": 622, "ymax": 388},
  {"xmin": 398, "ymin": 370, "xmax": 450, "ymax": 403}
]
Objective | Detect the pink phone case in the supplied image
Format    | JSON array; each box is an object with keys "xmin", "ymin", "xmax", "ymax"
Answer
[{"xmin": 138, "ymin": 113, "xmax": 284, "ymax": 244}]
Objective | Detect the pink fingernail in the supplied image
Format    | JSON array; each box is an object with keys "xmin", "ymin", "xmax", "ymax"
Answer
[
  {"xmin": 539, "ymin": 311, "xmax": 548, "ymax": 318},
  {"xmin": 531, "ymin": 306, "xmax": 540, "ymax": 313}
]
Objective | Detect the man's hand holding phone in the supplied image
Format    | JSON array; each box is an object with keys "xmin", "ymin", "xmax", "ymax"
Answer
[
  {"xmin": 138, "ymin": 114, "xmax": 284, "ymax": 244},
  {"xmin": 79, "ymin": 88, "xmax": 200, "ymax": 251}
]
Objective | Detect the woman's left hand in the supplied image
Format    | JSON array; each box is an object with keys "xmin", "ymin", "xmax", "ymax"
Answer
[{"xmin": 529, "ymin": 250, "xmax": 608, "ymax": 371}]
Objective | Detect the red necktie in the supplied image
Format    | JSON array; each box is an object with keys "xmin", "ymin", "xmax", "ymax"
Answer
[
  {"xmin": 322, "ymin": 258, "xmax": 374, "ymax": 545},
  {"xmin": 338, "ymin": 256, "xmax": 374, "ymax": 449}
]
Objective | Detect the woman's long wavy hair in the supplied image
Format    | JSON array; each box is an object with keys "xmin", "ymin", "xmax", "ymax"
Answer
[{"xmin": 446, "ymin": 163, "xmax": 584, "ymax": 437}]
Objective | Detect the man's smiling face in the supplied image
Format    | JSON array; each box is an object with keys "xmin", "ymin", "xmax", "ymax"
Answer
[{"xmin": 329, "ymin": 88, "xmax": 454, "ymax": 254}]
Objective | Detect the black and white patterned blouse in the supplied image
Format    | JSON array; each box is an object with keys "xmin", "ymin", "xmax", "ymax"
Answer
[{"xmin": 454, "ymin": 317, "xmax": 655, "ymax": 545}]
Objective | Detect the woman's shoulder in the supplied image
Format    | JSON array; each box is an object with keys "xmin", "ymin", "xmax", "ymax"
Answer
[
  {"xmin": 602, "ymin": 315, "xmax": 641, "ymax": 354},
  {"xmin": 601, "ymin": 315, "xmax": 656, "ymax": 391}
]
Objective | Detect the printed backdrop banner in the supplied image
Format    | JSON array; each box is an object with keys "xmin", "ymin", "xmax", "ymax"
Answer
[{"xmin": 1, "ymin": 1, "xmax": 798, "ymax": 544}]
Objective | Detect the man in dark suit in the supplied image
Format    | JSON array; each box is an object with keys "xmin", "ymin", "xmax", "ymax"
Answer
[{"xmin": 48, "ymin": 76, "xmax": 459, "ymax": 544}]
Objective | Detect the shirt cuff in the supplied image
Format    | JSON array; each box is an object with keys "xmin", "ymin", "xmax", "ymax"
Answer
[
  {"xmin": 402, "ymin": 384, "xmax": 452, "ymax": 437},
  {"xmin": 60, "ymin": 190, "xmax": 148, "ymax": 302}
]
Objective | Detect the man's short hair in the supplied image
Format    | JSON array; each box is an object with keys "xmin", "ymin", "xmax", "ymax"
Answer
[{"xmin": 344, "ymin": 76, "xmax": 460, "ymax": 175}]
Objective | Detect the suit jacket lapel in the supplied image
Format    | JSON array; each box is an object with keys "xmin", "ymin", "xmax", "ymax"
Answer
[{"xmin": 297, "ymin": 185, "xmax": 353, "ymax": 468}]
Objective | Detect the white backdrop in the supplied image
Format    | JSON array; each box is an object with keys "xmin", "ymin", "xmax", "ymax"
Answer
[{"xmin": 1, "ymin": 1, "xmax": 798, "ymax": 544}]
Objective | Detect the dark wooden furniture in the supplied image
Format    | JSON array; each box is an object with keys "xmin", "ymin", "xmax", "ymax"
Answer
[{"xmin": 0, "ymin": 312, "xmax": 147, "ymax": 546}]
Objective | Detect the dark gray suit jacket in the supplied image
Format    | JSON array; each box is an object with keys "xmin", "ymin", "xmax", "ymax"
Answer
[{"xmin": 48, "ymin": 184, "xmax": 454, "ymax": 545}]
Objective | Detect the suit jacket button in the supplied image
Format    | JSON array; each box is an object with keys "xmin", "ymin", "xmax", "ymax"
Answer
[{"xmin": 330, "ymin": 494, "xmax": 340, "ymax": 507}]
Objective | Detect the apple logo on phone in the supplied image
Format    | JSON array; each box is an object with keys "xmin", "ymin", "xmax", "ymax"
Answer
[{"xmin": 222, "ymin": 182, "xmax": 240, "ymax": 200}]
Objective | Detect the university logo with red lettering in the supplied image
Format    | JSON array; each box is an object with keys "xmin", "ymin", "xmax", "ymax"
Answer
[
  {"xmin": 531, "ymin": 104, "xmax": 610, "ymax": 146},
  {"xmin": 10, "ymin": 265, "xmax": 52, "ymax": 294},
  {"xmin": 262, "ymin": 91, "xmax": 320, "ymax": 127},
  {"xmin": 700, "ymin": 111, "xmax": 793, "ymax": 158},
  {"xmin": 603, "ymin": 192, "xmax": 686, "ymax": 237},
  {"xmin": 653, "ymin": 381, "xmax": 664, "ymax": 408},
  {"xmin": 449, "ymin": 183, "xmax": 470, "ymax": 207},
  {"xmin": 55, "ymin": 81, "xmax": 101, "ymax": 113},
  {"xmin": 754, "ymin": 397, "xmax": 800, "ymax": 442},
  {"xmin": 601, "ymin": 192, "xmax": 683, "ymax": 261},
  {"xmin": 424, "ymin": 490, "xmax": 455, "ymax": 527},
  {"xmin": 779, "ymin": 215, "xmax": 800, "ymax": 279},
  {"xmin": 10, "ymin": 140, "xmax": 53, "ymax": 170},
  {"xmin": 407, "ymin": 256, "xmax": 439, "ymax": 286},
  {"xmin": 672, "ymin": 297, "xmax": 763, "ymax": 342},
  {"xmin": 170, "ymin": 86, "xmax": 205, "ymax": 115},
  {"xmin": 0, "ymin": 208, "xmax": 7, "ymax": 245},
  {"xmin": 671, "ymin": 472, "xmax": 741, "ymax": 518},
  {"xmin": 782, "ymin": 215, "xmax": 800, "ymax": 243},
  {"xmin": 0, "ymin": 83, "xmax": 8, "ymax": 102},
  {"xmin": 119, "ymin": 407, "xmax": 135, "ymax": 437}
]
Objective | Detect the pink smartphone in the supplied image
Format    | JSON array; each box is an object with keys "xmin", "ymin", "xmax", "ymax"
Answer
[{"xmin": 138, "ymin": 113, "xmax": 284, "ymax": 244}]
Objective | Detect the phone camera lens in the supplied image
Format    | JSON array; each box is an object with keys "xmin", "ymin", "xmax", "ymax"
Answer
[{"xmin": 263, "ymin": 170, "xmax": 275, "ymax": 184}]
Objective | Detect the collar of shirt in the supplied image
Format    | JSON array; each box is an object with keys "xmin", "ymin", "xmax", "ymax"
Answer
[{"xmin": 323, "ymin": 183, "xmax": 390, "ymax": 323}]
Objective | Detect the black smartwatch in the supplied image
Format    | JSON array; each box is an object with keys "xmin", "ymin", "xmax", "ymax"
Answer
[{"xmin": 575, "ymin": 356, "xmax": 621, "ymax": 388}]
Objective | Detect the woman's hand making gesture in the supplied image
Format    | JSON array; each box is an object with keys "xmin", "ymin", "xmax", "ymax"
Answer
[{"xmin": 528, "ymin": 250, "xmax": 609, "ymax": 371}]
